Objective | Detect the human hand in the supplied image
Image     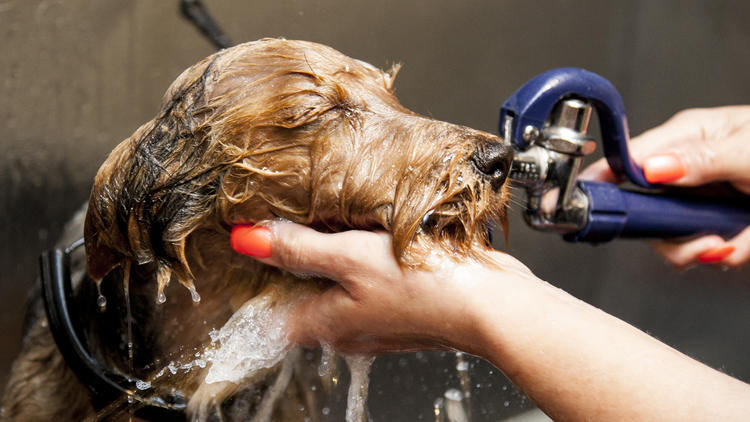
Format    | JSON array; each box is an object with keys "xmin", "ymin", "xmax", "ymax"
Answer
[
  {"xmin": 580, "ymin": 106, "xmax": 750, "ymax": 268},
  {"xmin": 230, "ymin": 223, "xmax": 750, "ymax": 422},
  {"xmin": 229, "ymin": 222, "xmax": 538, "ymax": 355}
]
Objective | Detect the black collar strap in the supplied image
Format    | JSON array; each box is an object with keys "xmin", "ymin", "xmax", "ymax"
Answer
[{"xmin": 40, "ymin": 239, "xmax": 187, "ymax": 420}]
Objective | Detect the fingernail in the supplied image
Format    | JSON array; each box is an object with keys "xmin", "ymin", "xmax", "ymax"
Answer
[
  {"xmin": 643, "ymin": 153, "xmax": 686, "ymax": 184},
  {"xmin": 697, "ymin": 245, "xmax": 735, "ymax": 264},
  {"xmin": 231, "ymin": 225, "xmax": 272, "ymax": 258}
]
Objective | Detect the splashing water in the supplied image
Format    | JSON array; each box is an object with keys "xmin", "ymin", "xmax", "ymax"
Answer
[
  {"xmin": 344, "ymin": 355, "xmax": 375, "ymax": 422},
  {"xmin": 163, "ymin": 289, "xmax": 378, "ymax": 421},
  {"xmin": 455, "ymin": 351, "xmax": 471, "ymax": 420},
  {"xmin": 318, "ymin": 342, "xmax": 335, "ymax": 377},
  {"xmin": 203, "ymin": 293, "xmax": 294, "ymax": 385}
]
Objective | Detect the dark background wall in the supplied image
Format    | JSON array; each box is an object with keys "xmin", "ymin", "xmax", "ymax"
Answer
[{"xmin": 1, "ymin": 0, "xmax": 749, "ymax": 419}]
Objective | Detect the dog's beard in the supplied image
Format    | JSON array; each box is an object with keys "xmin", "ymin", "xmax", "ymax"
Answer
[
  {"xmin": 215, "ymin": 119, "xmax": 510, "ymax": 269},
  {"xmin": 179, "ymin": 145, "xmax": 510, "ymax": 417}
]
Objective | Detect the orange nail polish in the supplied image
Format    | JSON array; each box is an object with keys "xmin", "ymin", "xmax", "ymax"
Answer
[
  {"xmin": 643, "ymin": 153, "xmax": 686, "ymax": 184},
  {"xmin": 231, "ymin": 225, "xmax": 272, "ymax": 258},
  {"xmin": 697, "ymin": 245, "xmax": 734, "ymax": 263}
]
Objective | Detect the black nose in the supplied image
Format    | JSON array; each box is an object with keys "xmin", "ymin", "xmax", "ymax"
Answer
[{"xmin": 471, "ymin": 140, "xmax": 514, "ymax": 190}]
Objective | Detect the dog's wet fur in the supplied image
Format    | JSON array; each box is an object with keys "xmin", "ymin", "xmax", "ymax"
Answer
[{"xmin": 1, "ymin": 39, "xmax": 512, "ymax": 421}]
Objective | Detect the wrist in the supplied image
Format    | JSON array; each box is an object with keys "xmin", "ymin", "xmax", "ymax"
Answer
[{"xmin": 464, "ymin": 260, "xmax": 564, "ymax": 368}]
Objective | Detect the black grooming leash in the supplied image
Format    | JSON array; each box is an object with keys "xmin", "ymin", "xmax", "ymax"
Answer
[{"xmin": 40, "ymin": 239, "xmax": 187, "ymax": 420}]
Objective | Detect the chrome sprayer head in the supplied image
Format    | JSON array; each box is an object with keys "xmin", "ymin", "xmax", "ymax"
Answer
[{"xmin": 508, "ymin": 98, "xmax": 597, "ymax": 234}]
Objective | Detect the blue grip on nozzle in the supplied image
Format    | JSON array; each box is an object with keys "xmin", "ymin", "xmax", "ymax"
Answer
[{"xmin": 499, "ymin": 67, "xmax": 650, "ymax": 188}]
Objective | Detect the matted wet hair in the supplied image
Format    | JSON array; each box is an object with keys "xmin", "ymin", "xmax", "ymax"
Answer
[{"xmin": 85, "ymin": 39, "xmax": 510, "ymax": 299}]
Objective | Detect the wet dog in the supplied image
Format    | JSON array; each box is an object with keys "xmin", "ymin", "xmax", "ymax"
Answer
[{"xmin": 1, "ymin": 39, "xmax": 512, "ymax": 421}]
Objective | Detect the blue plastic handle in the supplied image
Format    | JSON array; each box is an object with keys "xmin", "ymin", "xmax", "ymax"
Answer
[
  {"xmin": 500, "ymin": 67, "xmax": 650, "ymax": 187},
  {"xmin": 501, "ymin": 67, "xmax": 750, "ymax": 241},
  {"xmin": 568, "ymin": 181, "xmax": 750, "ymax": 242}
]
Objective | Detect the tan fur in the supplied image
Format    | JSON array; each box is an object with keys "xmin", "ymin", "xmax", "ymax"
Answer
[
  {"xmin": 3, "ymin": 39, "xmax": 511, "ymax": 421},
  {"xmin": 1, "ymin": 318, "xmax": 93, "ymax": 421}
]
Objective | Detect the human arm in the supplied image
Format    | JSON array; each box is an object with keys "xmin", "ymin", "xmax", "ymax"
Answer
[
  {"xmin": 580, "ymin": 106, "xmax": 750, "ymax": 268},
  {"xmin": 232, "ymin": 222, "xmax": 750, "ymax": 421}
]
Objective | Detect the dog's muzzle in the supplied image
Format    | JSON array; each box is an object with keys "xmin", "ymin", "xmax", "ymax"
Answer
[{"xmin": 470, "ymin": 139, "xmax": 514, "ymax": 190}]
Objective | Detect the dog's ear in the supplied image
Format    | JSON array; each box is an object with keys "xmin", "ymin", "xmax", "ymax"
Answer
[
  {"xmin": 383, "ymin": 63, "xmax": 401, "ymax": 92},
  {"xmin": 84, "ymin": 137, "xmax": 136, "ymax": 282},
  {"xmin": 84, "ymin": 57, "xmax": 218, "ymax": 286},
  {"xmin": 84, "ymin": 206, "xmax": 125, "ymax": 282}
]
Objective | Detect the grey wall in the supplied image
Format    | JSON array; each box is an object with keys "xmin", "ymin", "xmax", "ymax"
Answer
[{"xmin": 1, "ymin": 0, "xmax": 749, "ymax": 419}]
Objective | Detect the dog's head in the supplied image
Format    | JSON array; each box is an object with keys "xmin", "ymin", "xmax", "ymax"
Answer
[
  {"xmin": 82, "ymin": 39, "xmax": 513, "ymax": 414},
  {"xmin": 85, "ymin": 38, "xmax": 512, "ymax": 292}
]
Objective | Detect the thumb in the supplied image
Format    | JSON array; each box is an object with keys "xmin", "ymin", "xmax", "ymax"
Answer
[
  {"xmin": 230, "ymin": 222, "xmax": 395, "ymax": 290},
  {"xmin": 230, "ymin": 222, "xmax": 347, "ymax": 280}
]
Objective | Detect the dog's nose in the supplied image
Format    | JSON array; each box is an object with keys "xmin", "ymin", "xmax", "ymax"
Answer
[{"xmin": 471, "ymin": 140, "xmax": 514, "ymax": 189}]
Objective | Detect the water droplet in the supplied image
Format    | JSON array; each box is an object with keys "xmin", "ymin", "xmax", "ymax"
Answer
[
  {"xmin": 95, "ymin": 281, "xmax": 107, "ymax": 311},
  {"xmin": 157, "ymin": 291, "xmax": 167, "ymax": 304},
  {"xmin": 127, "ymin": 395, "xmax": 134, "ymax": 404},
  {"xmin": 321, "ymin": 407, "xmax": 330, "ymax": 416},
  {"xmin": 433, "ymin": 397, "xmax": 444, "ymax": 417},
  {"xmin": 188, "ymin": 286, "xmax": 201, "ymax": 303},
  {"xmin": 96, "ymin": 294, "xmax": 107, "ymax": 310},
  {"xmin": 504, "ymin": 400, "xmax": 510, "ymax": 407}
]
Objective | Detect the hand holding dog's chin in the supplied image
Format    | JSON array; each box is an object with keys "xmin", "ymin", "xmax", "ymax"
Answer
[{"xmin": 238, "ymin": 221, "xmax": 544, "ymax": 356}]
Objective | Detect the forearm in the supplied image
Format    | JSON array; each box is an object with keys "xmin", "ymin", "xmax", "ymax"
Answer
[
  {"xmin": 468, "ymin": 263, "xmax": 750, "ymax": 421},
  {"xmin": 246, "ymin": 224, "xmax": 750, "ymax": 419}
]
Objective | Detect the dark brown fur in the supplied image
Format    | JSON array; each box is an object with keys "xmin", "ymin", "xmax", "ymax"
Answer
[{"xmin": 2, "ymin": 39, "xmax": 511, "ymax": 421}]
